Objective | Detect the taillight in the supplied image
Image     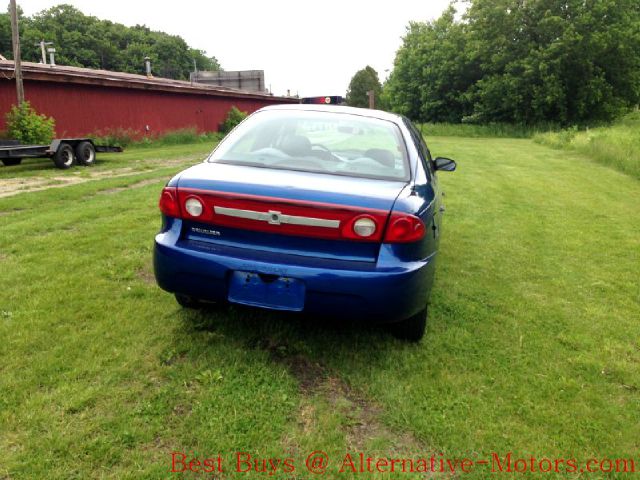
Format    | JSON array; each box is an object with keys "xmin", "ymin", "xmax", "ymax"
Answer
[
  {"xmin": 384, "ymin": 213, "xmax": 425, "ymax": 243},
  {"xmin": 159, "ymin": 187, "xmax": 180, "ymax": 217}
]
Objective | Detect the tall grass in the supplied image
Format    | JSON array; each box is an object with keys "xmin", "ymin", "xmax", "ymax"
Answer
[
  {"xmin": 90, "ymin": 127, "xmax": 221, "ymax": 149},
  {"xmin": 419, "ymin": 122, "xmax": 558, "ymax": 138},
  {"xmin": 533, "ymin": 112, "xmax": 640, "ymax": 180}
]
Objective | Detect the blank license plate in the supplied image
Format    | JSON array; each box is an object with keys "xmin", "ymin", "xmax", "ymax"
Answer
[{"xmin": 227, "ymin": 271, "xmax": 305, "ymax": 311}]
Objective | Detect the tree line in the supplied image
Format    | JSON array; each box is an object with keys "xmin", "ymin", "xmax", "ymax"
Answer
[
  {"xmin": 0, "ymin": 4, "xmax": 220, "ymax": 80},
  {"xmin": 348, "ymin": 0, "xmax": 640, "ymax": 125}
]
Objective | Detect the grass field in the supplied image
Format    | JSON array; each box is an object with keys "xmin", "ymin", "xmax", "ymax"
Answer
[{"xmin": 1, "ymin": 137, "xmax": 639, "ymax": 479}]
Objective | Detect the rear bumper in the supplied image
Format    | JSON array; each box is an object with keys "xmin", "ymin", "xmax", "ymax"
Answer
[{"xmin": 153, "ymin": 221, "xmax": 436, "ymax": 323}]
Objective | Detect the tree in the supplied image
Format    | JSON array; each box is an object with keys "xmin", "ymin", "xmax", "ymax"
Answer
[
  {"xmin": 346, "ymin": 66, "xmax": 382, "ymax": 108},
  {"xmin": 384, "ymin": 6, "xmax": 478, "ymax": 122},
  {"xmin": 465, "ymin": 0, "xmax": 640, "ymax": 124},
  {"xmin": 0, "ymin": 4, "xmax": 220, "ymax": 79},
  {"xmin": 385, "ymin": 0, "xmax": 640, "ymax": 125}
]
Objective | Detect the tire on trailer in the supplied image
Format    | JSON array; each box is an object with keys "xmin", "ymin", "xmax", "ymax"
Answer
[
  {"xmin": 53, "ymin": 143, "xmax": 75, "ymax": 169},
  {"xmin": 75, "ymin": 141, "xmax": 96, "ymax": 166},
  {"xmin": 1, "ymin": 158, "xmax": 22, "ymax": 166}
]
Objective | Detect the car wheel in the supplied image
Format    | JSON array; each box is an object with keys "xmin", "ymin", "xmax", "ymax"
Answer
[
  {"xmin": 175, "ymin": 293, "xmax": 202, "ymax": 309},
  {"xmin": 75, "ymin": 141, "xmax": 96, "ymax": 166},
  {"xmin": 2, "ymin": 158, "xmax": 22, "ymax": 166},
  {"xmin": 389, "ymin": 306, "xmax": 428, "ymax": 342},
  {"xmin": 53, "ymin": 143, "xmax": 75, "ymax": 169}
]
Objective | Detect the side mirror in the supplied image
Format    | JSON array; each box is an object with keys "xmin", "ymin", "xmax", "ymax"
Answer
[{"xmin": 434, "ymin": 157, "xmax": 456, "ymax": 172}]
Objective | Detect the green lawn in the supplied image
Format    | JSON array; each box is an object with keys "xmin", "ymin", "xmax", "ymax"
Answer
[{"xmin": 0, "ymin": 138, "xmax": 638, "ymax": 479}]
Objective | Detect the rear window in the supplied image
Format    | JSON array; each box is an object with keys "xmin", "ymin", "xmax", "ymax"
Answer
[{"xmin": 208, "ymin": 109, "xmax": 409, "ymax": 181}]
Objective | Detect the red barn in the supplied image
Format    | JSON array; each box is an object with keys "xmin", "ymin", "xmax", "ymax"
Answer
[{"xmin": 0, "ymin": 60, "xmax": 296, "ymax": 138}]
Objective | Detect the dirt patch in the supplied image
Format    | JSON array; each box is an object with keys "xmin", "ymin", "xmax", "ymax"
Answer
[
  {"xmin": 297, "ymin": 403, "xmax": 317, "ymax": 435},
  {"xmin": 257, "ymin": 337, "xmax": 426, "ymax": 455},
  {"xmin": 136, "ymin": 266, "xmax": 156, "ymax": 285},
  {"xmin": 140, "ymin": 435, "xmax": 180, "ymax": 467},
  {"xmin": 0, "ymin": 155, "xmax": 203, "ymax": 198},
  {"xmin": 284, "ymin": 355, "xmax": 327, "ymax": 393},
  {"xmin": 0, "ymin": 169, "xmax": 131, "ymax": 198},
  {"xmin": 0, "ymin": 208, "xmax": 24, "ymax": 217},
  {"xmin": 253, "ymin": 337, "xmax": 326, "ymax": 393},
  {"xmin": 98, "ymin": 178, "xmax": 162, "ymax": 195},
  {"xmin": 172, "ymin": 403, "xmax": 192, "ymax": 416},
  {"xmin": 322, "ymin": 377, "xmax": 424, "ymax": 453}
]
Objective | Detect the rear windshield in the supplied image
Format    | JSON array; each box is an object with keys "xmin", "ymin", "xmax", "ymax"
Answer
[{"xmin": 208, "ymin": 109, "xmax": 409, "ymax": 181}]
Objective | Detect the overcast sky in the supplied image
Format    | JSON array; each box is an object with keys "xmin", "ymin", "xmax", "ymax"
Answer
[{"xmin": 20, "ymin": 0, "xmax": 452, "ymax": 97}]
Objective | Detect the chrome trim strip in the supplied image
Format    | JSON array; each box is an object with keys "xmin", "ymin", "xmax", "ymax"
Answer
[{"xmin": 214, "ymin": 206, "xmax": 340, "ymax": 228}]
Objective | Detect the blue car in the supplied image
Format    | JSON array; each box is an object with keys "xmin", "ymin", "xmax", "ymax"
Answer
[{"xmin": 153, "ymin": 105, "xmax": 455, "ymax": 341}]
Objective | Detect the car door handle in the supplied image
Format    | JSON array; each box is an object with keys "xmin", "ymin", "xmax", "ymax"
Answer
[{"xmin": 439, "ymin": 205, "xmax": 446, "ymax": 213}]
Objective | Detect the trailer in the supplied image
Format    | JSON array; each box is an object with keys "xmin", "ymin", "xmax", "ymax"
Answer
[{"xmin": 0, "ymin": 138, "xmax": 122, "ymax": 169}]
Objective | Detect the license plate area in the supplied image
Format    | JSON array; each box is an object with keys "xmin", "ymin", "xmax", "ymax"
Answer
[{"xmin": 227, "ymin": 271, "xmax": 305, "ymax": 311}]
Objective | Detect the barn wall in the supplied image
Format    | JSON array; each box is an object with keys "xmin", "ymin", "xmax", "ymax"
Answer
[{"xmin": 0, "ymin": 80, "xmax": 289, "ymax": 137}]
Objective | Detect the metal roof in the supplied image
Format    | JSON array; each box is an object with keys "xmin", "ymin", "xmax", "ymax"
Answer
[{"xmin": 0, "ymin": 60, "xmax": 294, "ymax": 102}]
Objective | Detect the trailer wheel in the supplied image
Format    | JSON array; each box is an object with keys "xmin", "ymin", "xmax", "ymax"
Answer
[
  {"xmin": 53, "ymin": 143, "xmax": 75, "ymax": 169},
  {"xmin": 1, "ymin": 158, "xmax": 22, "ymax": 166},
  {"xmin": 75, "ymin": 141, "xmax": 96, "ymax": 166}
]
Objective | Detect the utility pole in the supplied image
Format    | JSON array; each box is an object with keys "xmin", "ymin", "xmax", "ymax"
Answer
[
  {"xmin": 366, "ymin": 90, "xmax": 375, "ymax": 109},
  {"xmin": 9, "ymin": 0, "xmax": 24, "ymax": 104}
]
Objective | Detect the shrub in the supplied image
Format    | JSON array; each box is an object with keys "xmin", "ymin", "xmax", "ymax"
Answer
[
  {"xmin": 219, "ymin": 106, "xmax": 248, "ymax": 134},
  {"xmin": 154, "ymin": 127, "xmax": 202, "ymax": 145},
  {"xmin": 153, "ymin": 128, "xmax": 220, "ymax": 146},
  {"xmin": 89, "ymin": 127, "xmax": 222, "ymax": 149},
  {"xmin": 132, "ymin": 129, "xmax": 222, "ymax": 149},
  {"xmin": 89, "ymin": 127, "xmax": 141, "ymax": 148},
  {"xmin": 5, "ymin": 101, "xmax": 56, "ymax": 144}
]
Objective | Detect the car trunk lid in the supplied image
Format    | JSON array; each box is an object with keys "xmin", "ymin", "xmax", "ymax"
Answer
[{"xmin": 174, "ymin": 163, "xmax": 407, "ymax": 263}]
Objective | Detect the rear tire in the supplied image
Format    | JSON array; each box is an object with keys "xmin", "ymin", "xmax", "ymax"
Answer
[
  {"xmin": 389, "ymin": 307, "xmax": 428, "ymax": 342},
  {"xmin": 75, "ymin": 141, "xmax": 96, "ymax": 166},
  {"xmin": 1, "ymin": 158, "xmax": 22, "ymax": 166},
  {"xmin": 53, "ymin": 143, "xmax": 75, "ymax": 169}
]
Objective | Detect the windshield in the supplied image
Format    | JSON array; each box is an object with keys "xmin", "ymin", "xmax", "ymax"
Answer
[{"xmin": 208, "ymin": 109, "xmax": 409, "ymax": 181}]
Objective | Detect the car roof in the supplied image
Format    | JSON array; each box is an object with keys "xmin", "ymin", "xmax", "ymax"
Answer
[{"xmin": 257, "ymin": 103, "xmax": 405, "ymax": 124}]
